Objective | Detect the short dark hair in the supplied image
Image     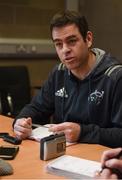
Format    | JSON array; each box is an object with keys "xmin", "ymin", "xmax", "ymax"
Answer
[{"xmin": 50, "ymin": 10, "xmax": 89, "ymax": 41}]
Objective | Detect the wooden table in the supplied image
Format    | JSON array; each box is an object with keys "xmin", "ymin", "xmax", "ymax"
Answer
[{"xmin": 0, "ymin": 115, "xmax": 110, "ymax": 179}]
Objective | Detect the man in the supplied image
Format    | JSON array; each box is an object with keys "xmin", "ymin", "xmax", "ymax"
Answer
[
  {"xmin": 95, "ymin": 148, "xmax": 122, "ymax": 179},
  {"xmin": 13, "ymin": 10, "xmax": 122, "ymax": 147}
]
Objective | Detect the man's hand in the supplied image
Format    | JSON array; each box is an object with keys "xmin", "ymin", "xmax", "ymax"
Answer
[
  {"xmin": 94, "ymin": 148, "xmax": 122, "ymax": 179},
  {"xmin": 49, "ymin": 122, "xmax": 81, "ymax": 142},
  {"xmin": 101, "ymin": 148, "xmax": 122, "ymax": 173},
  {"xmin": 13, "ymin": 117, "xmax": 32, "ymax": 140}
]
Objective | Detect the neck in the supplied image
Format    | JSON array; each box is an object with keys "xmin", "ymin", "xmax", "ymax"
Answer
[{"xmin": 71, "ymin": 51, "xmax": 96, "ymax": 80}]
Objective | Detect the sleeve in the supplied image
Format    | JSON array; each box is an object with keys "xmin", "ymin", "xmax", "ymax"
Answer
[
  {"xmin": 78, "ymin": 124, "xmax": 122, "ymax": 148},
  {"xmin": 13, "ymin": 66, "xmax": 58, "ymax": 125},
  {"xmin": 78, "ymin": 72, "xmax": 122, "ymax": 148}
]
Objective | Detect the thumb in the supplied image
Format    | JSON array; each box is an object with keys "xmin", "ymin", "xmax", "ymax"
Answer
[{"xmin": 26, "ymin": 117, "xmax": 32, "ymax": 125}]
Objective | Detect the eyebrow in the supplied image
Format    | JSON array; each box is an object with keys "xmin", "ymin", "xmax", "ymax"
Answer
[{"xmin": 53, "ymin": 35, "xmax": 77, "ymax": 43}]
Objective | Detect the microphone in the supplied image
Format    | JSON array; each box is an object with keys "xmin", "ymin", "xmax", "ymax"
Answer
[{"xmin": 0, "ymin": 158, "xmax": 13, "ymax": 176}]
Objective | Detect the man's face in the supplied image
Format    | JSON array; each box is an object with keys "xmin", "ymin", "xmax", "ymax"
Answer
[{"xmin": 52, "ymin": 24, "xmax": 93, "ymax": 72}]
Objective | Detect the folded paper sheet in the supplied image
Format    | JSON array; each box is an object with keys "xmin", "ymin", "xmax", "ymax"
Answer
[
  {"xmin": 30, "ymin": 125, "xmax": 76, "ymax": 146},
  {"xmin": 46, "ymin": 155, "xmax": 101, "ymax": 179},
  {"xmin": 30, "ymin": 125, "xmax": 53, "ymax": 141}
]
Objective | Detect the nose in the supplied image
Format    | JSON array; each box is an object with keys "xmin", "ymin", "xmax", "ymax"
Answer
[{"xmin": 62, "ymin": 44, "xmax": 71, "ymax": 54}]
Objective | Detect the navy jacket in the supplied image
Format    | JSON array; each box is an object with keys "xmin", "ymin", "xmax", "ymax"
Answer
[{"xmin": 14, "ymin": 49, "xmax": 122, "ymax": 147}]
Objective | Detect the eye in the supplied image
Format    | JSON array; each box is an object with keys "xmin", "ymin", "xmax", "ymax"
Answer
[
  {"xmin": 68, "ymin": 38, "xmax": 77, "ymax": 45},
  {"xmin": 54, "ymin": 41, "xmax": 63, "ymax": 49}
]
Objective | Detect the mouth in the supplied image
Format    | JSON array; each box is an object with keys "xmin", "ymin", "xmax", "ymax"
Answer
[{"xmin": 64, "ymin": 57, "xmax": 75, "ymax": 62}]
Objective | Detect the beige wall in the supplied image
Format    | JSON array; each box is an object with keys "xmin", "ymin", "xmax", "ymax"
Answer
[
  {"xmin": 0, "ymin": 0, "xmax": 65, "ymax": 39},
  {"xmin": 0, "ymin": 0, "xmax": 65, "ymax": 88},
  {"xmin": 79, "ymin": 0, "xmax": 122, "ymax": 62}
]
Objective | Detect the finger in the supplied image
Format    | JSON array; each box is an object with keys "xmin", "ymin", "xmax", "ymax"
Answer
[
  {"xmin": 48, "ymin": 124, "xmax": 56, "ymax": 131},
  {"xmin": 15, "ymin": 131, "xmax": 29, "ymax": 140},
  {"xmin": 23, "ymin": 117, "xmax": 32, "ymax": 128},
  {"xmin": 103, "ymin": 148, "xmax": 122, "ymax": 161},
  {"xmin": 14, "ymin": 125, "xmax": 32, "ymax": 139},
  {"xmin": 14, "ymin": 120, "xmax": 32, "ymax": 135},
  {"xmin": 17, "ymin": 118, "xmax": 32, "ymax": 129},
  {"xmin": 105, "ymin": 159, "xmax": 122, "ymax": 173},
  {"xmin": 100, "ymin": 168, "xmax": 113, "ymax": 179},
  {"xmin": 25, "ymin": 117, "xmax": 32, "ymax": 125},
  {"xmin": 111, "ymin": 174, "xmax": 118, "ymax": 179},
  {"xmin": 49, "ymin": 123, "xmax": 66, "ymax": 132},
  {"xmin": 101, "ymin": 148, "xmax": 122, "ymax": 165},
  {"xmin": 14, "ymin": 124, "xmax": 27, "ymax": 133}
]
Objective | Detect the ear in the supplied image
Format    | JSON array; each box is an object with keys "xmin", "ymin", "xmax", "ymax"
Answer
[{"xmin": 86, "ymin": 31, "xmax": 93, "ymax": 48}]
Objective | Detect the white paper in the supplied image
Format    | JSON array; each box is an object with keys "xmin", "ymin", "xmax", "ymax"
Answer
[
  {"xmin": 29, "ymin": 125, "xmax": 53, "ymax": 141},
  {"xmin": 46, "ymin": 155, "xmax": 101, "ymax": 179},
  {"xmin": 29, "ymin": 125, "xmax": 77, "ymax": 147}
]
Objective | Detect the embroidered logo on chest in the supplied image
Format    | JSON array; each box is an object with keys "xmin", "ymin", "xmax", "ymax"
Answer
[
  {"xmin": 55, "ymin": 87, "xmax": 68, "ymax": 98},
  {"xmin": 88, "ymin": 90, "xmax": 104, "ymax": 105}
]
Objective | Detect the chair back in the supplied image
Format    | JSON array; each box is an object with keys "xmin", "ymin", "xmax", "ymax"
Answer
[{"xmin": 0, "ymin": 66, "xmax": 31, "ymax": 117}]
